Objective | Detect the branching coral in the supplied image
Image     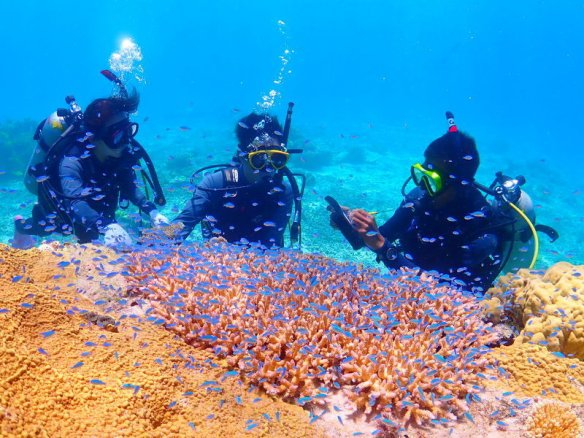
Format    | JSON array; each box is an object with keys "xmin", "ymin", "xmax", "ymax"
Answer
[
  {"xmin": 126, "ymin": 242, "xmax": 498, "ymax": 427},
  {"xmin": 526, "ymin": 403, "xmax": 582, "ymax": 438}
]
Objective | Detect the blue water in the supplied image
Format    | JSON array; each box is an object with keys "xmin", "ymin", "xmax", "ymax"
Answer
[{"xmin": 1, "ymin": 1, "xmax": 583, "ymax": 266}]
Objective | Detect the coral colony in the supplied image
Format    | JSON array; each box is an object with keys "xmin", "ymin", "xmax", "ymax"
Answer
[
  {"xmin": 126, "ymin": 242, "xmax": 498, "ymax": 428},
  {"xmin": 3, "ymin": 242, "xmax": 584, "ymax": 435}
]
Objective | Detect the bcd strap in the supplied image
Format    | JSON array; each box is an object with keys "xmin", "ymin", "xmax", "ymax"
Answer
[{"xmin": 222, "ymin": 167, "xmax": 240, "ymax": 185}]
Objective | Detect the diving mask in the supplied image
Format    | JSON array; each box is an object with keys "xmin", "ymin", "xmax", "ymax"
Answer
[
  {"xmin": 102, "ymin": 121, "xmax": 139, "ymax": 149},
  {"xmin": 248, "ymin": 149, "xmax": 290, "ymax": 170},
  {"xmin": 411, "ymin": 163, "xmax": 443, "ymax": 196}
]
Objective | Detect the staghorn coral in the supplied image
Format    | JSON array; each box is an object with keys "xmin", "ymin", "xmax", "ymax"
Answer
[
  {"xmin": 488, "ymin": 342, "xmax": 584, "ymax": 403},
  {"xmin": 526, "ymin": 403, "xmax": 582, "ymax": 438},
  {"xmin": 0, "ymin": 244, "xmax": 323, "ymax": 437},
  {"xmin": 486, "ymin": 262, "xmax": 584, "ymax": 359},
  {"xmin": 126, "ymin": 242, "xmax": 498, "ymax": 427}
]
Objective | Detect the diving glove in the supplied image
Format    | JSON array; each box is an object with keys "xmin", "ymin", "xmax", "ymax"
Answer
[
  {"xmin": 103, "ymin": 223, "xmax": 132, "ymax": 248},
  {"xmin": 149, "ymin": 209, "xmax": 170, "ymax": 227}
]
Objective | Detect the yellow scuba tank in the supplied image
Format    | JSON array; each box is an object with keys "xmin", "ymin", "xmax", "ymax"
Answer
[{"xmin": 25, "ymin": 96, "xmax": 82, "ymax": 195}]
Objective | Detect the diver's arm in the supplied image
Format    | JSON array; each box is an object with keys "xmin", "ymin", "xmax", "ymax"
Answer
[
  {"xmin": 119, "ymin": 166, "xmax": 157, "ymax": 214},
  {"xmin": 59, "ymin": 156, "xmax": 106, "ymax": 240},
  {"xmin": 461, "ymin": 233, "xmax": 499, "ymax": 267},
  {"xmin": 377, "ymin": 204, "xmax": 413, "ymax": 243},
  {"xmin": 353, "ymin": 202, "xmax": 416, "ymax": 270},
  {"xmin": 172, "ymin": 174, "xmax": 217, "ymax": 241}
]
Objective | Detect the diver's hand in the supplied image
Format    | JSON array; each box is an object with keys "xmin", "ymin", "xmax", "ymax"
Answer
[
  {"xmin": 103, "ymin": 223, "xmax": 133, "ymax": 248},
  {"xmin": 350, "ymin": 209, "xmax": 385, "ymax": 250},
  {"xmin": 149, "ymin": 210, "xmax": 170, "ymax": 227},
  {"xmin": 461, "ymin": 233, "xmax": 498, "ymax": 266}
]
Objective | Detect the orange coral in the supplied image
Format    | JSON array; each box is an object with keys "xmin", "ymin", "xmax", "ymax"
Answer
[
  {"xmin": 0, "ymin": 244, "xmax": 323, "ymax": 437},
  {"xmin": 126, "ymin": 242, "xmax": 498, "ymax": 427},
  {"xmin": 526, "ymin": 403, "xmax": 582, "ymax": 438}
]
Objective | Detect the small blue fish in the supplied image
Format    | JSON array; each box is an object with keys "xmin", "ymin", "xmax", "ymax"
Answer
[
  {"xmin": 90, "ymin": 379, "xmax": 106, "ymax": 385},
  {"xmin": 71, "ymin": 361, "xmax": 84, "ymax": 369}
]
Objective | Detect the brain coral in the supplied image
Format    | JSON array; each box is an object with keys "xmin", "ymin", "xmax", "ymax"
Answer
[
  {"xmin": 126, "ymin": 242, "xmax": 498, "ymax": 428},
  {"xmin": 486, "ymin": 262, "xmax": 584, "ymax": 359},
  {"xmin": 489, "ymin": 342, "xmax": 584, "ymax": 403},
  {"xmin": 0, "ymin": 244, "xmax": 322, "ymax": 437}
]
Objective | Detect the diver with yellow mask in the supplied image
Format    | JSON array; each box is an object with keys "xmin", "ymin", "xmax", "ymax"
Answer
[{"xmin": 329, "ymin": 112, "xmax": 542, "ymax": 294}]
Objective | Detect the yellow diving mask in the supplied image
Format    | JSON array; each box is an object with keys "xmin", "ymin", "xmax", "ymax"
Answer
[
  {"xmin": 411, "ymin": 163, "xmax": 443, "ymax": 196},
  {"xmin": 247, "ymin": 149, "xmax": 290, "ymax": 170}
]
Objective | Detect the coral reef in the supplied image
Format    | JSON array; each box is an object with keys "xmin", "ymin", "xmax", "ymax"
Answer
[
  {"xmin": 488, "ymin": 343, "xmax": 584, "ymax": 403},
  {"xmin": 0, "ymin": 244, "xmax": 322, "ymax": 437},
  {"xmin": 486, "ymin": 262, "xmax": 584, "ymax": 359},
  {"xmin": 126, "ymin": 242, "xmax": 498, "ymax": 427},
  {"xmin": 526, "ymin": 403, "xmax": 582, "ymax": 438}
]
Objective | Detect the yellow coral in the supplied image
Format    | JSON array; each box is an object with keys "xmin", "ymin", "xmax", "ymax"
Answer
[
  {"xmin": 526, "ymin": 403, "xmax": 582, "ymax": 438},
  {"xmin": 488, "ymin": 343, "xmax": 584, "ymax": 403},
  {"xmin": 487, "ymin": 262, "xmax": 584, "ymax": 359}
]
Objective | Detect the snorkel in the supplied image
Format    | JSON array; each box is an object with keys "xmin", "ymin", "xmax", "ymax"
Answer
[{"xmin": 101, "ymin": 69, "xmax": 128, "ymax": 98}]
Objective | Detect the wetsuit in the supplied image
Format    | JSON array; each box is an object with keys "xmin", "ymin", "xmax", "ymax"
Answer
[
  {"xmin": 173, "ymin": 166, "xmax": 293, "ymax": 247},
  {"xmin": 374, "ymin": 187, "xmax": 502, "ymax": 293},
  {"xmin": 16, "ymin": 139, "xmax": 156, "ymax": 243}
]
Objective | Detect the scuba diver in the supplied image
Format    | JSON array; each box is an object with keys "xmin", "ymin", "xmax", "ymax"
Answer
[
  {"xmin": 12, "ymin": 70, "xmax": 168, "ymax": 249},
  {"xmin": 172, "ymin": 104, "xmax": 304, "ymax": 248},
  {"xmin": 328, "ymin": 112, "xmax": 557, "ymax": 294}
]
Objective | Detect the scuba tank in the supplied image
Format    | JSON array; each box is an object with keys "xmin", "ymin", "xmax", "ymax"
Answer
[
  {"xmin": 487, "ymin": 173, "xmax": 537, "ymax": 274},
  {"xmin": 26, "ymin": 96, "xmax": 83, "ymax": 195},
  {"xmin": 475, "ymin": 171, "xmax": 559, "ymax": 274}
]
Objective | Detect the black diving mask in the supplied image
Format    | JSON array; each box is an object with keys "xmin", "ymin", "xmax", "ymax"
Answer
[{"xmin": 102, "ymin": 121, "xmax": 139, "ymax": 149}]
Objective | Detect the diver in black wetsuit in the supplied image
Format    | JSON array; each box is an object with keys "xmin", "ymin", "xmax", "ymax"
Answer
[
  {"xmin": 331, "ymin": 115, "xmax": 502, "ymax": 294},
  {"xmin": 172, "ymin": 112, "xmax": 299, "ymax": 248},
  {"xmin": 13, "ymin": 89, "xmax": 169, "ymax": 248}
]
